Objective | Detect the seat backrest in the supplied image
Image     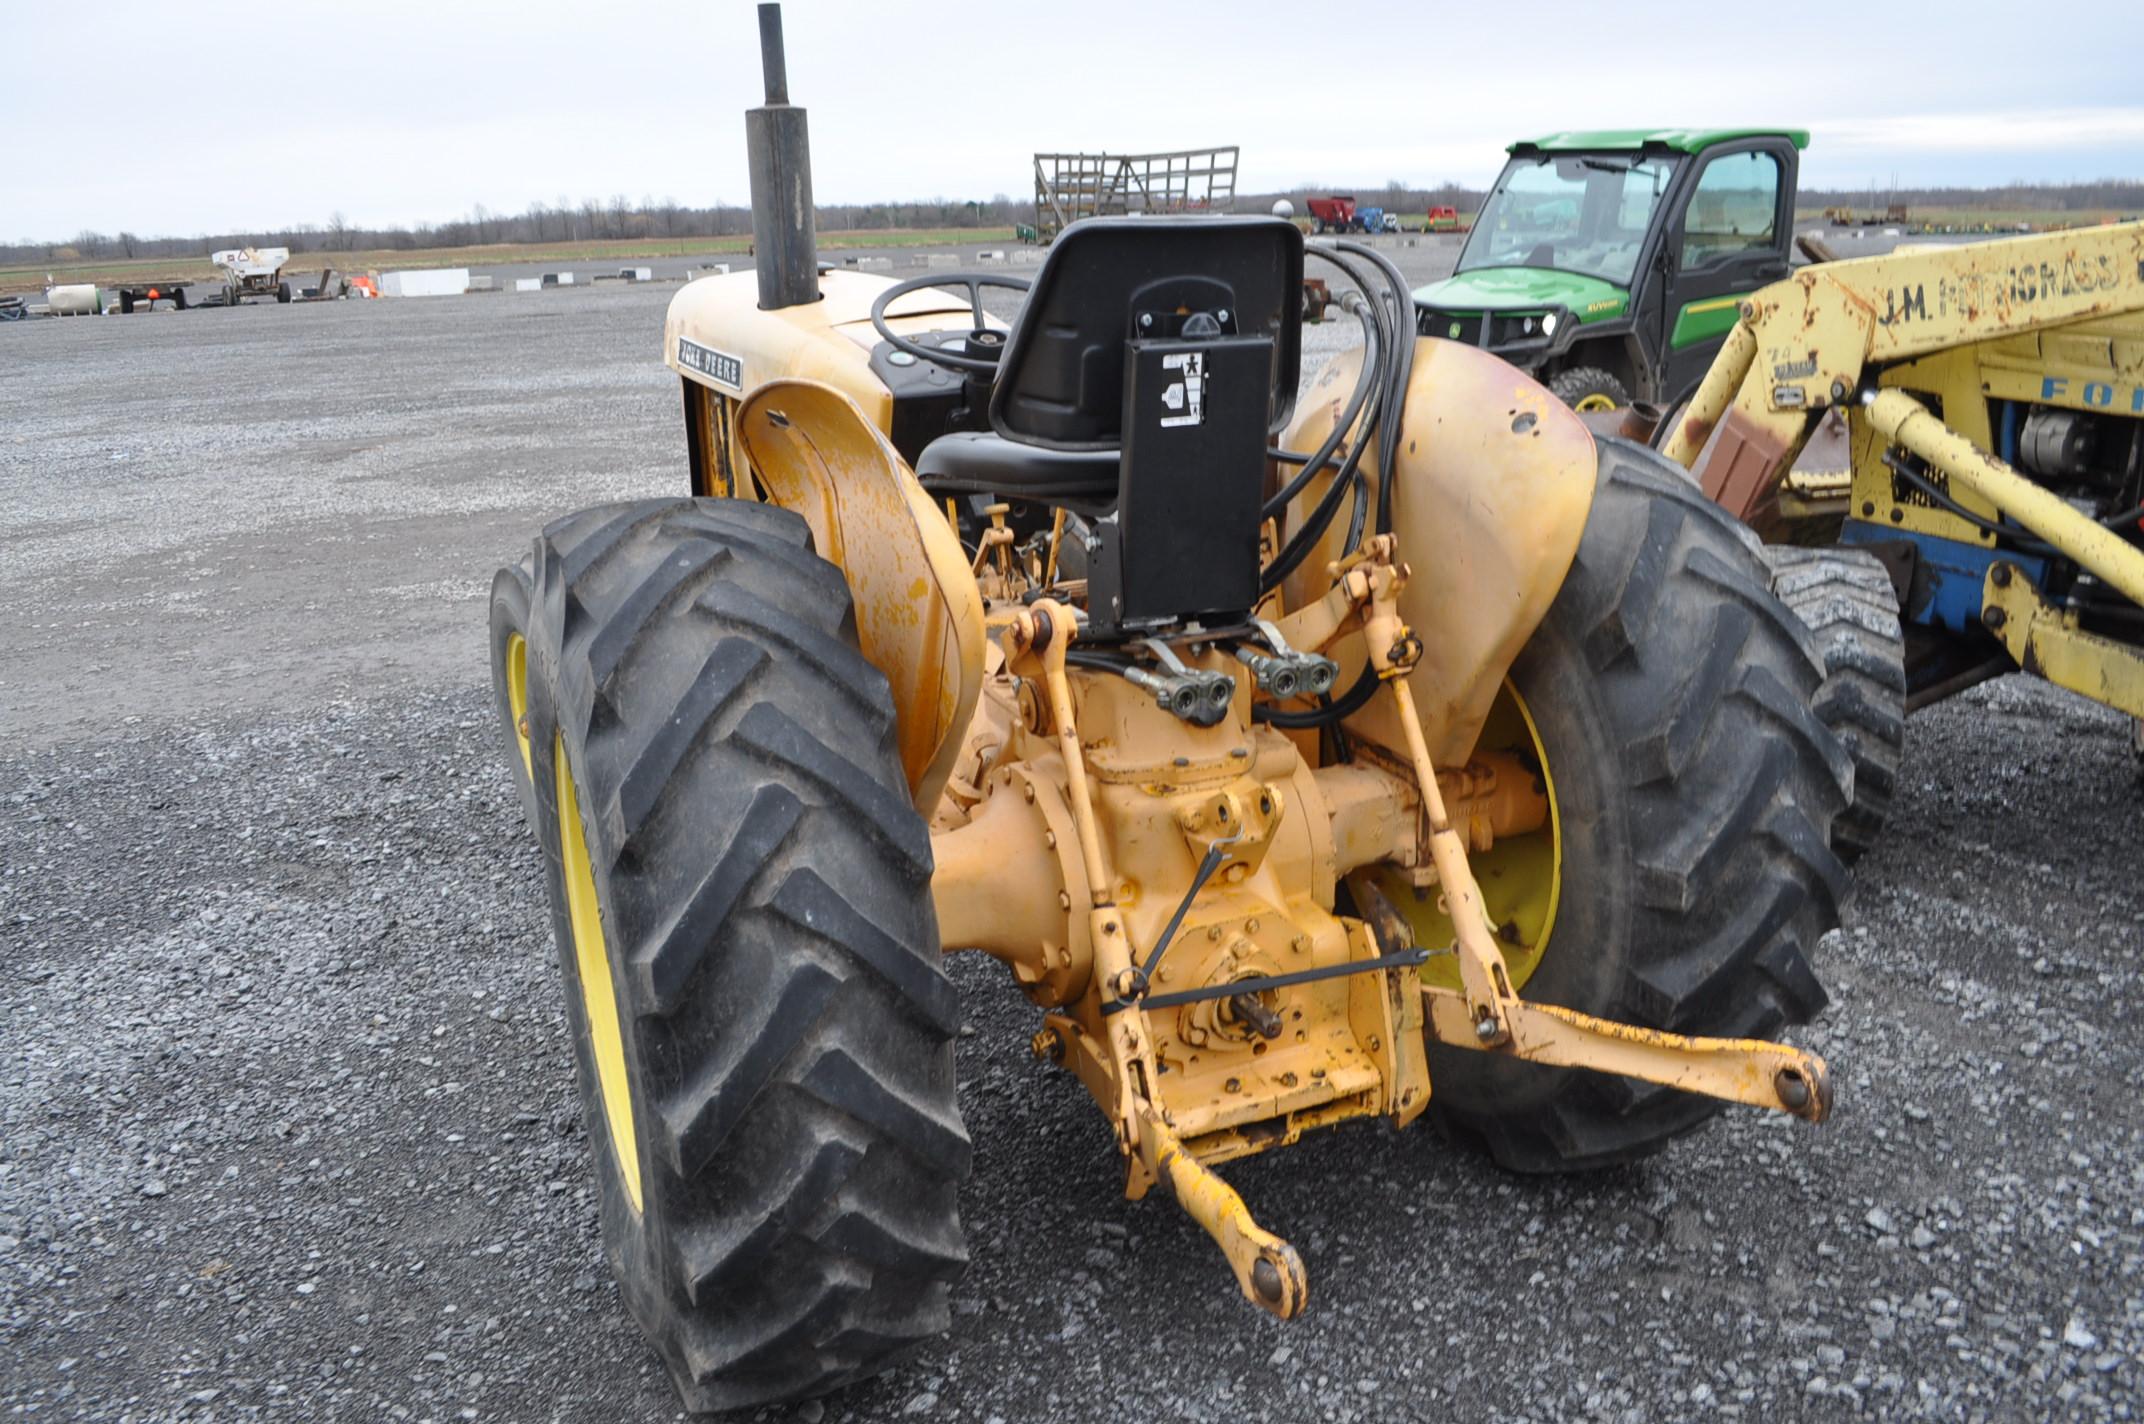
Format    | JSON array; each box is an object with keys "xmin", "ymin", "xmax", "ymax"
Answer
[
  {"xmin": 987, "ymin": 215, "xmax": 1306, "ymax": 631},
  {"xmin": 989, "ymin": 216, "xmax": 1304, "ymax": 452}
]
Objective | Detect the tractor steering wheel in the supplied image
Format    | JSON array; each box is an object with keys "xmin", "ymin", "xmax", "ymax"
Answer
[{"xmin": 869, "ymin": 272, "xmax": 1032, "ymax": 376}]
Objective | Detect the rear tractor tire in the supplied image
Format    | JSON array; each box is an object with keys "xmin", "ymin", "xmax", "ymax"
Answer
[
  {"xmin": 515, "ymin": 497, "xmax": 971, "ymax": 1412},
  {"xmin": 1761, "ymin": 545, "xmax": 1907, "ymax": 861},
  {"xmin": 1549, "ymin": 365, "xmax": 1630, "ymax": 413},
  {"xmin": 1423, "ymin": 437, "xmax": 1852, "ymax": 1173}
]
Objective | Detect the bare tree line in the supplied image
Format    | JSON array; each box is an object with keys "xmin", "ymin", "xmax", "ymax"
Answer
[
  {"xmin": 1797, "ymin": 180, "xmax": 2144, "ymax": 212},
  {"xmin": 9, "ymin": 179, "xmax": 2138, "ymax": 266},
  {"xmin": 1262, "ymin": 178, "xmax": 2144, "ymax": 216},
  {"xmin": 2, "ymin": 193, "xmax": 1032, "ymax": 265}
]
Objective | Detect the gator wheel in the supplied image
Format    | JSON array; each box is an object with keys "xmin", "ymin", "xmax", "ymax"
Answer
[
  {"xmin": 1762, "ymin": 545, "xmax": 1907, "ymax": 861},
  {"xmin": 1422, "ymin": 437, "xmax": 1851, "ymax": 1173},
  {"xmin": 522, "ymin": 497, "xmax": 971, "ymax": 1412},
  {"xmin": 487, "ymin": 557, "xmax": 539, "ymax": 826},
  {"xmin": 1549, "ymin": 366, "xmax": 1629, "ymax": 413}
]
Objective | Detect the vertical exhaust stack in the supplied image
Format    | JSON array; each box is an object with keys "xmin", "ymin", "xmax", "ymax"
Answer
[{"xmin": 746, "ymin": 2, "xmax": 819, "ymax": 310}]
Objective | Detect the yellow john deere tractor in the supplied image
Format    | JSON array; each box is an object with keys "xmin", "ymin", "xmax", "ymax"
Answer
[
  {"xmin": 488, "ymin": 7, "xmax": 1854, "ymax": 1412},
  {"xmin": 1657, "ymin": 218, "xmax": 2144, "ymax": 849}
]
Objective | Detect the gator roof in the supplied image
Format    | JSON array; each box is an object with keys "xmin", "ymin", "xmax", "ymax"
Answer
[{"xmin": 1509, "ymin": 128, "xmax": 1809, "ymax": 155}]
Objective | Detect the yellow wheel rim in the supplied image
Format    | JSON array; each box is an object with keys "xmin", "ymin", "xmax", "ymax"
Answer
[
  {"xmin": 555, "ymin": 734, "xmax": 643, "ymax": 1214},
  {"xmin": 1368, "ymin": 680, "xmax": 1563, "ymax": 995},
  {"xmin": 1572, "ymin": 392, "xmax": 1619, "ymax": 413},
  {"xmin": 506, "ymin": 632, "xmax": 533, "ymax": 782}
]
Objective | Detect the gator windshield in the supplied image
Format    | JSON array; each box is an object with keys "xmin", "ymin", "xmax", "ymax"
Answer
[{"xmin": 1457, "ymin": 153, "xmax": 1679, "ymax": 288}]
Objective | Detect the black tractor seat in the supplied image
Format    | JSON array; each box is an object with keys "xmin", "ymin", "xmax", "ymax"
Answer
[{"xmin": 914, "ymin": 431, "xmax": 1119, "ymax": 518}]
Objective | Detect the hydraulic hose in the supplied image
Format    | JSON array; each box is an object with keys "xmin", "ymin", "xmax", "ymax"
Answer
[
  {"xmin": 1263, "ymin": 242, "xmax": 1389, "ymax": 522},
  {"xmin": 1260, "ymin": 248, "xmax": 1403, "ymax": 594},
  {"xmin": 1263, "ymin": 304, "xmax": 1378, "ymax": 516},
  {"xmin": 1334, "ymin": 238, "xmax": 1419, "ymax": 538},
  {"xmin": 1253, "ymin": 239, "xmax": 1424, "ymax": 728}
]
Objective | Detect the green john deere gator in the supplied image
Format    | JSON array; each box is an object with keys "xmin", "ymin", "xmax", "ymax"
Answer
[{"xmin": 1413, "ymin": 128, "xmax": 1805, "ymax": 411}]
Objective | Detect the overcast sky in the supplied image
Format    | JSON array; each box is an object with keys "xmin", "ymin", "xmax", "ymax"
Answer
[{"xmin": 8, "ymin": 0, "xmax": 2143, "ymax": 241}]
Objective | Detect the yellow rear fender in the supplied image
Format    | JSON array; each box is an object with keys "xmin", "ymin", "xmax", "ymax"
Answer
[
  {"xmin": 1279, "ymin": 338, "xmax": 1597, "ymax": 764},
  {"xmin": 733, "ymin": 379, "xmax": 986, "ymax": 814}
]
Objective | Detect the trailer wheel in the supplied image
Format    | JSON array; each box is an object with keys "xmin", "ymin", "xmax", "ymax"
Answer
[{"xmin": 277, "ymin": 281, "xmax": 292, "ymax": 304}]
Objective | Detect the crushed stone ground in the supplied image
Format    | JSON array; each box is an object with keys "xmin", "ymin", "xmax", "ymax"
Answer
[{"xmin": 5, "ymin": 252, "xmax": 2142, "ymax": 1424}]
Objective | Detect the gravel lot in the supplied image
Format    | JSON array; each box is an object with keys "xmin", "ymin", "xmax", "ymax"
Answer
[{"xmin": 5, "ymin": 243, "xmax": 2143, "ymax": 1424}]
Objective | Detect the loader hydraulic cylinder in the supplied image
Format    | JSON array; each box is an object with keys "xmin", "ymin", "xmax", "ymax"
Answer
[{"xmin": 1865, "ymin": 388, "xmax": 2144, "ymax": 607}]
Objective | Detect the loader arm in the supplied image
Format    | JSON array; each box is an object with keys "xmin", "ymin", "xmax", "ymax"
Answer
[
  {"xmin": 1664, "ymin": 220, "xmax": 2144, "ymax": 719},
  {"xmin": 1662, "ymin": 221, "xmax": 2144, "ymax": 522}
]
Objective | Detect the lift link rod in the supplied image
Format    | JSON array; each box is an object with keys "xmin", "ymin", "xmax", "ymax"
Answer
[
  {"xmin": 1021, "ymin": 603, "xmax": 1112, "ymax": 910},
  {"xmin": 1352, "ymin": 536, "xmax": 1519, "ymax": 1043},
  {"xmin": 1348, "ymin": 538, "xmax": 1834, "ymax": 1122},
  {"xmin": 1005, "ymin": 602, "xmax": 1308, "ymax": 1320}
]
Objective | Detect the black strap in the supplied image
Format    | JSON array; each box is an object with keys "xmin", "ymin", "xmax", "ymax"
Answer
[
  {"xmin": 1101, "ymin": 947, "xmax": 1431, "ymax": 1017},
  {"xmin": 1124, "ymin": 832, "xmax": 1242, "ymax": 999}
]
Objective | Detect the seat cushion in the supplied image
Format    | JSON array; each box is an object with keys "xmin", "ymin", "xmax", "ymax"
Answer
[{"xmin": 914, "ymin": 431, "xmax": 1119, "ymax": 516}]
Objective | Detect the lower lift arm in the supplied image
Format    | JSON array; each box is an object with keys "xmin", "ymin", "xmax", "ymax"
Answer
[
  {"xmin": 1354, "ymin": 537, "xmax": 1833, "ymax": 1121},
  {"xmin": 1006, "ymin": 601, "xmax": 1311, "ymax": 1319}
]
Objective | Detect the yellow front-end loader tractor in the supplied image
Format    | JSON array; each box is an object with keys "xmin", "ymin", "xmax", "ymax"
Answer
[
  {"xmin": 1658, "ymin": 216, "xmax": 2144, "ymax": 847},
  {"xmin": 488, "ymin": 7, "xmax": 1854, "ymax": 1412}
]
